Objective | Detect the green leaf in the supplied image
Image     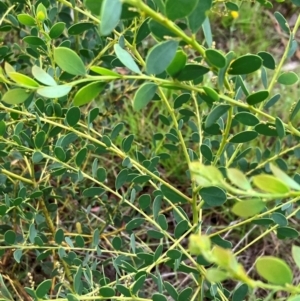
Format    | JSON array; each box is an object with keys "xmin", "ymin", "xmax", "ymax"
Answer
[
  {"xmin": 122, "ymin": 134, "xmax": 134, "ymax": 152},
  {"xmin": 133, "ymin": 82, "xmax": 157, "ymax": 111},
  {"xmin": 54, "ymin": 47, "xmax": 86, "ymax": 76},
  {"xmin": 34, "ymin": 131, "xmax": 46, "ymax": 149},
  {"xmin": 55, "ymin": 228, "xmax": 65, "ymax": 244},
  {"xmin": 73, "ymin": 82, "xmax": 106, "ymax": 106},
  {"xmin": 174, "ymin": 93, "xmax": 190, "ymax": 109},
  {"xmin": 90, "ymin": 66, "xmax": 121, "ymax": 77},
  {"xmin": 36, "ymin": 279, "xmax": 52, "ymax": 299},
  {"xmin": 202, "ymin": 87, "xmax": 219, "ymax": 102},
  {"xmin": 9, "ymin": 72, "xmax": 39, "ymax": 87},
  {"xmin": 126, "ymin": 218, "xmax": 145, "ymax": 231},
  {"xmin": 229, "ymin": 131, "xmax": 258, "ymax": 143},
  {"xmin": 32, "ymin": 65, "xmax": 57, "ymax": 86},
  {"xmin": 114, "ymin": 44, "xmax": 141, "ymax": 74},
  {"xmin": 153, "ymin": 293, "xmax": 167, "ymax": 301},
  {"xmin": 275, "ymin": 117, "xmax": 285, "ymax": 139},
  {"xmin": 13, "ymin": 249, "xmax": 22, "ymax": 263},
  {"xmin": 205, "ymin": 104, "xmax": 230, "ymax": 128},
  {"xmin": 257, "ymin": 51, "xmax": 276, "ymax": 69},
  {"xmin": 54, "ymin": 146, "xmax": 66, "ymax": 161},
  {"xmin": 84, "ymin": 0, "xmax": 103, "ymax": 15},
  {"xmin": 23, "ymin": 36, "xmax": 46, "ymax": 46},
  {"xmin": 277, "ymin": 227, "xmax": 299, "ymax": 239},
  {"xmin": 252, "ymin": 174, "xmax": 290, "ymax": 194},
  {"xmin": 246, "ymin": 90, "xmax": 269, "ymax": 105},
  {"xmin": 82, "ymin": 187, "xmax": 104, "ymax": 197},
  {"xmin": 272, "ymin": 212, "xmax": 288, "ymax": 226},
  {"xmin": 234, "ymin": 112, "xmax": 259, "ymax": 126},
  {"xmin": 274, "ymin": 11, "xmax": 290, "ymax": 34},
  {"xmin": 199, "ymin": 186, "xmax": 226, "ymax": 207},
  {"xmin": 277, "ymin": 71, "xmax": 299, "ymax": 85},
  {"xmin": 200, "ymin": 144, "xmax": 213, "ymax": 162},
  {"xmin": 177, "ymin": 64, "xmax": 209, "ymax": 81},
  {"xmin": 67, "ymin": 293, "xmax": 80, "ymax": 301},
  {"xmin": 166, "ymin": 50, "xmax": 187, "ymax": 76},
  {"xmin": 0, "ymin": 120, "xmax": 6, "ymax": 136},
  {"xmin": 165, "ymin": 0, "xmax": 198, "ymax": 20},
  {"xmin": 292, "ymin": 245, "xmax": 300, "ymax": 270},
  {"xmin": 146, "ymin": 40, "xmax": 179, "ymax": 75},
  {"xmin": 270, "ymin": 163, "xmax": 300, "ymax": 190},
  {"xmin": 37, "ymin": 85, "xmax": 72, "ymax": 98},
  {"xmin": 178, "ymin": 288, "xmax": 193, "ymax": 301},
  {"xmin": 161, "ymin": 184, "xmax": 187, "ymax": 204},
  {"xmin": 96, "ymin": 167, "xmax": 107, "ymax": 182},
  {"xmin": 256, "ymin": 256, "xmax": 292, "ymax": 285},
  {"xmin": 232, "ymin": 199, "xmax": 265, "ymax": 218},
  {"xmin": 290, "ymin": 99, "xmax": 300, "ymax": 122},
  {"xmin": 76, "ymin": 147, "xmax": 87, "ymax": 167},
  {"xmin": 4, "ymin": 230, "xmax": 16, "ymax": 245},
  {"xmin": 17, "ymin": 14, "xmax": 36, "ymax": 26},
  {"xmin": 287, "ymin": 296, "xmax": 300, "ymax": 301},
  {"xmin": 228, "ymin": 54, "xmax": 262, "ymax": 75},
  {"xmin": 115, "ymin": 169, "xmax": 128, "ymax": 190},
  {"xmin": 157, "ymin": 214, "xmax": 168, "ymax": 231},
  {"xmin": 206, "ymin": 49, "xmax": 226, "ymax": 68},
  {"xmin": 49, "ymin": 22, "xmax": 66, "ymax": 39},
  {"xmin": 99, "ymin": 287, "xmax": 115, "ymax": 298},
  {"xmin": 206, "ymin": 268, "xmax": 228, "ymax": 283},
  {"xmin": 66, "ymin": 107, "xmax": 81, "ymax": 127},
  {"xmin": 2, "ymin": 88, "xmax": 32, "ymax": 104},
  {"xmin": 68, "ymin": 22, "xmax": 94, "ymax": 35},
  {"xmin": 132, "ymin": 275, "xmax": 146, "ymax": 294},
  {"xmin": 232, "ymin": 284, "xmax": 248, "ymax": 301},
  {"xmin": 188, "ymin": 0, "xmax": 212, "ymax": 33},
  {"xmin": 255, "ymin": 123, "xmax": 278, "ymax": 136},
  {"xmin": 227, "ymin": 168, "xmax": 252, "ymax": 190},
  {"xmin": 100, "ymin": 0, "xmax": 122, "ymax": 36}
]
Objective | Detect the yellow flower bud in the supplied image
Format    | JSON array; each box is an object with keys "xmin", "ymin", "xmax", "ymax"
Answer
[
  {"xmin": 36, "ymin": 11, "xmax": 46, "ymax": 21},
  {"xmin": 231, "ymin": 11, "xmax": 239, "ymax": 19}
]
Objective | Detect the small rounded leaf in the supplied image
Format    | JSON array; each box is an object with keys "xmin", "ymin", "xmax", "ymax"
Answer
[
  {"xmin": 228, "ymin": 54, "xmax": 262, "ymax": 75},
  {"xmin": 146, "ymin": 40, "xmax": 179, "ymax": 75},
  {"xmin": 255, "ymin": 256, "xmax": 292, "ymax": 285},
  {"xmin": 133, "ymin": 82, "xmax": 157, "ymax": 111},
  {"xmin": 73, "ymin": 82, "xmax": 106, "ymax": 106},
  {"xmin": 277, "ymin": 71, "xmax": 299, "ymax": 85},
  {"xmin": 232, "ymin": 199, "xmax": 265, "ymax": 218},
  {"xmin": 54, "ymin": 47, "xmax": 86, "ymax": 76}
]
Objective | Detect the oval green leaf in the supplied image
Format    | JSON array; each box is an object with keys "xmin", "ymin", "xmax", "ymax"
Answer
[
  {"xmin": 146, "ymin": 40, "xmax": 178, "ymax": 75},
  {"xmin": 277, "ymin": 71, "xmax": 299, "ymax": 85},
  {"xmin": 2, "ymin": 88, "xmax": 32, "ymax": 104},
  {"xmin": 206, "ymin": 49, "xmax": 226, "ymax": 68},
  {"xmin": 114, "ymin": 44, "xmax": 141, "ymax": 74},
  {"xmin": 228, "ymin": 54, "xmax": 262, "ymax": 75},
  {"xmin": 246, "ymin": 90, "xmax": 269, "ymax": 105},
  {"xmin": 73, "ymin": 82, "xmax": 106, "ymax": 106},
  {"xmin": 166, "ymin": 50, "xmax": 187, "ymax": 76},
  {"xmin": 32, "ymin": 65, "xmax": 57, "ymax": 86},
  {"xmin": 229, "ymin": 130, "xmax": 258, "ymax": 143},
  {"xmin": 9, "ymin": 72, "xmax": 39, "ymax": 87},
  {"xmin": 232, "ymin": 199, "xmax": 265, "ymax": 218},
  {"xmin": 37, "ymin": 85, "xmax": 72, "ymax": 98},
  {"xmin": 54, "ymin": 47, "xmax": 86, "ymax": 76},
  {"xmin": 205, "ymin": 104, "xmax": 230, "ymax": 128},
  {"xmin": 165, "ymin": 0, "xmax": 198, "ymax": 20},
  {"xmin": 90, "ymin": 66, "xmax": 121, "ymax": 77},
  {"xmin": 252, "ymin": 174, "xmax": 290, "ymax": 194},
  {"xmin": 256, "ymin": 256, "xmax": 292, "ymax": 285},
  {"xmin": 100, "ymin": 0, "xmax": 122, "ymax": 36},
  {"xmin": 133, "ymin": 82, "xmax": 157, "ymax": 111}
]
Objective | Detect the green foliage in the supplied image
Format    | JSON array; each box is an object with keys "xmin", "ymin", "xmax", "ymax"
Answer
[{"xmin": 1, "ymin": 0, "xmax": 300, "ymax": 301}]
